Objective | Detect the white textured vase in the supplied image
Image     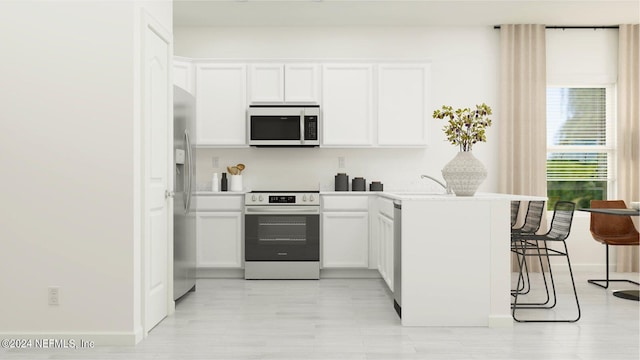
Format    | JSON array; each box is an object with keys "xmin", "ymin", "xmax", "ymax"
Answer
[{"xmin": 441, "ymin": 151, "xmax": 487, "ymax": 196}]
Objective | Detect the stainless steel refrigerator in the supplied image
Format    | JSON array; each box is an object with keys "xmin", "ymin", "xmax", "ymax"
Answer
[{"xmin": 173, "ymin": 86, "xmax": 196, "ymax": 301}]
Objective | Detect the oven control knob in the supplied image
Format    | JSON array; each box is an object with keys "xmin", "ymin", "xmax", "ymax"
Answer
[
  {"xmin": 310, "ymin": 195, "xmax": 315, "ymax": 202},
  {"xmin": 302, "ymin": 195, "xmax": 307, "ymax": 202},
  {"xmin": 259, "ymin": 195, "xmax": 264, "ymax": 202},
  {"xmin": 251, "ymin": 195, "xmax": 256, "ymax": 202}
]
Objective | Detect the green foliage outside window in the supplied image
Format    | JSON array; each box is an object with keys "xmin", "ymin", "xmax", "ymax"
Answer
[{"xmin": 547, "ymin": 180, "xmax": 607, "ymax": 210}]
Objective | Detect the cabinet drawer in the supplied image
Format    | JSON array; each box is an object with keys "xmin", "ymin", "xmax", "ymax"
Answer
[
  {"xmin": 322, "ymin": 195, "xmax": 369, "ymax": 211},
  {"xmin": 378, "ymin": 197, "xmax": 395, "ymax": 219},
  {"xmin": 195, "ymin": 195, "xmax": 243, "ymax": 211}
]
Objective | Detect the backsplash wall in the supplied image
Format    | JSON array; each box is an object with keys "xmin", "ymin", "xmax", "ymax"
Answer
[{"xmin": 195, "ymin": 145, "xmax": 496, "ymax": 193}]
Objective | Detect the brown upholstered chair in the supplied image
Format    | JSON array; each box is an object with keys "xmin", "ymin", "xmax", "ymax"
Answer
[{"xmin": 587, "ymin": 200, "xmax": 640, "ymax": 289}]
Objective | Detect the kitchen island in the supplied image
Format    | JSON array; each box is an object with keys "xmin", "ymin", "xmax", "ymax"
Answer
[{"xmin": 383, "ymin": 193, "xmax": 545, "ymax": 327}]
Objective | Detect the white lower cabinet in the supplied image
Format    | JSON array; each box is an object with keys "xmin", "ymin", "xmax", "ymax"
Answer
[
  {"xmin": 195, "ymin": 195, "xmax": 243, "ymax": 269},
  {"xmin": 322, "ymin": 212, "xmax": 369, "ymax": 268},
  {"xmin": 376, "ymin": 197, "xmax": 395, "ymax": 291},
  {"xmin": 321, "ymin": 195, "xmax": 370, "ymax": 268}
]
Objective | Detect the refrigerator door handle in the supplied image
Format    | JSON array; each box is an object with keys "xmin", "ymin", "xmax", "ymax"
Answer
[{"xmin": 184, "ymin": 129, "xmax": 193, "ymax": 212}]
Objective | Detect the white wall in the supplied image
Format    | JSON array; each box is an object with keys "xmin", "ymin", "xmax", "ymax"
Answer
[
  {"xmin": 546, "ymin": 28, "xmax": 620, "ymax": 271},
  {"xmin": 0, "ymin": 0, "xmax": 171, "ymax": 344},
  {"xmin": 175, "ymin": 26, "xmax": 502, "ymax": 193}
]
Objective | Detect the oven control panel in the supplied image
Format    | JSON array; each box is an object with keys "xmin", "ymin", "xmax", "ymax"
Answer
[{"xmin": 245, "ymin": 192, "xmax": 320, "ymax": 206}]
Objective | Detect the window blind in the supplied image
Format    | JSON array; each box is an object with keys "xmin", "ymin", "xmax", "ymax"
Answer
[
  {"xmin": 547, "ymin": 87, "xmax": 608, "ymax": 182},
  {"xmin": 547, "ymin": 88, "xmax": 606, "ymax": 146},
  {"xmin": 547, "ymin": 152, "xmax": 608, "ymax": 181}
]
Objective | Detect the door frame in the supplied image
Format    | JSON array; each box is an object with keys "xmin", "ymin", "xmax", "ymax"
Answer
[{"xmin": 139, "ymin": 9, "xmax": 174, "ymax": 339}]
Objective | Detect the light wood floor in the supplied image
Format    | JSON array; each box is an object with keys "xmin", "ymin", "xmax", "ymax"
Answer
[{"xmin": 3, "ymin": 271, "xmax": 639, "ymax": 359}]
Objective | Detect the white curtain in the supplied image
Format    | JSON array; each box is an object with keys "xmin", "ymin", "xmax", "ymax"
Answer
[
  {"xmin": 616, "ymin": 24, "xmax": 640, "ymax": 272},
  {"xmin": 499, "ymin": 24, "xmax": 547, "ymax": 198},
  {"xmin": 499, "ymin": 24, "xmax": 548, "ymax": 272}
]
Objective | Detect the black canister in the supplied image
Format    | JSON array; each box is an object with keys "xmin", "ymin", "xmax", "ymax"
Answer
[
  {"xmin": 370, "ymin": 181, "xmax": 383, "ymax": 191},
  {"xmin": 352, "ymin": 177, "xmax": 366, "ymax": 191},
  {"xmin": 221, "ymin": 172, "xmax": 228, "ymax": 192},
  {"xmin": 335, "ymin": 173, "xmax": 349, "ymax": 191}
]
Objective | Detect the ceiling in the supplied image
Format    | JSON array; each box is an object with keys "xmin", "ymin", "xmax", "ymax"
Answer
[{"xmin": 173, "ymin": 0, "xmax": 640, "ymax": 27}]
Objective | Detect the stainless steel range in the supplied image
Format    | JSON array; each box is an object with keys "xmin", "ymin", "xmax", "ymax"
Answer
[{"xmin": 244, "ymin": 191, "xmax": 320, "ymax": 280}]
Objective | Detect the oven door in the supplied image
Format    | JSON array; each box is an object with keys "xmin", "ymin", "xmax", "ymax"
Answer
[{"xmin": 245, "ymin": 206, "xmax": 320, "ymax": 261}]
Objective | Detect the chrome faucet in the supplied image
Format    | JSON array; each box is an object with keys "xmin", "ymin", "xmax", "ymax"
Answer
[{"xmin": 420, "ymin": 175, "xmax": 452, "ymax": 194}]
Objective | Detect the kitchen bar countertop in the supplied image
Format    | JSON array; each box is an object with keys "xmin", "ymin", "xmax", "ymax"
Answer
[
  {"xmin": 194, "ymin": 191, "xmax": 248, "ymax": 196},
  {"xmin": 321, "ymin": 191, "xmax": 547, "ymax": 202}
]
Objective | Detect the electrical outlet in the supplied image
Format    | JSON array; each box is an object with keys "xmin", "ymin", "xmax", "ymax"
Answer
[
  {"xmin": 338, "ymin": 156, "xmax": 345, "ymax": 168},
  {"xmin": 212, "ymin": 156, "xmax": 219, "ymax": 168},
  {"xmin": 48, "ymin": 287, "xmax": 59, "ymax": 306}
]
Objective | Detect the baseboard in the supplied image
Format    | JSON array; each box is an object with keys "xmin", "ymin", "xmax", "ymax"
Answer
[
  {"xmin": 197, "ymin": 268, "xmax": 382, "ymax": 279},
  {"xmin": 320, "ymin": 268, "xmax": 381, "ymax": 278},
  {"xmin": 134, "ymin": 326, "xmax": 144, "ymax": 344},
  {"xmin": 488, "ymin": 316, "xmax": 513, "ymax": 328},
  {"xmin": 0, "ymin": 332, "xmax": 139, "ymax": 346},
  {"xmin": 197, "ymin": 268, "xmax": 244, "ymax": 278}
]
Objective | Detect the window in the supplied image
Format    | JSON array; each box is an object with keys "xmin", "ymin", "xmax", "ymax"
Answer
[{"xmin": 546, "ymin": 87, "xmax": 615, "ymax": 210}]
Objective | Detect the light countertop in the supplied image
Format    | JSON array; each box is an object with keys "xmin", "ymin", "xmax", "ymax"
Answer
[
  {"xmin": 195, "ymin": 190, "xmax": 546, "ymax": 202},
  {"xmin": 322, "ymin": 191, "xmax": 546, "ymax": 202},
  {"xmin": 194, "ymin": 191, "xmax": 247, "ymax": 196}
]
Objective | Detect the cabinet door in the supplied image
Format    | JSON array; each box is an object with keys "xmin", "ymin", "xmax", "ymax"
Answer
[
  {"xmin": 377, "ymin": 64, "xmax": 429, "ymax": 146},
  {"xmin": 284, "ymin": 64, "xmax": 319, "ymax": 103},
  {"xmin": 321, "ymin": 64, "xmax": 374, "ymax": 146},
  {"xmin": 173, "ymin": 59, "xmax": 193, "ymax": 94},
  {"xmin": 322, "ymin": 212, "xmax": 369, "ymax": 268},
  {"xmin": 195, "ymin": 63, "xmax": 247, "ymax": 145},
  {"xmin": 249, "ymin": 64, "xmax": 284, "ymax": 103},
  {"xmin": 377, "ymin": 213, "xmax": 394, "ymax": 291},
  {"xmin": 196, "ymin": 212, "xmax": 243, "ymax": 268}
]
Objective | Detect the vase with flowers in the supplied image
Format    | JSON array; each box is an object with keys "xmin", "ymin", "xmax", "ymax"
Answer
[{"xmin": 433, "ymin": 103, "xmax": 493, "ymax": 196}]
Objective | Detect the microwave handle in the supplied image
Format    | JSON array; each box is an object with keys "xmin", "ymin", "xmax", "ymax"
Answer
[{"xmin": 300, "ymin": 109, "xmax": 305, "ymax": 143}]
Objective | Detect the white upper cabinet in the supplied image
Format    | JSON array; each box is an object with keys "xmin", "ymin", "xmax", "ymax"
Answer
[
  {"xmin": 249, "ymin": 64, "xmax": 284, "ymax": 103},
  {"xmin": 249, "ymin": 63, "xmax": 319, "ymax": 104},
  {"xmin": 321, "ymin": 64, "xmax": 374, "ymax": 147},
  {"xmin": 195, "ymin": 63, "xmax": 247, "ymax": 146},
  {"xmin": 173, "ymin": 58, "xmax": 194, "ymax": 94},
  {"xmin": 377, "ymin": 63, "xmax": 430, "ymax": 146},
  {"xmin": 284, "ymin": 64, "xmax": 319, "ymax": 103}
]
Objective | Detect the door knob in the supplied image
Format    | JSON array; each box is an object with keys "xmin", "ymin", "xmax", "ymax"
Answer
[{"xmin": 165, "ymin": 190, "xmax": 175, "ymax": 199}]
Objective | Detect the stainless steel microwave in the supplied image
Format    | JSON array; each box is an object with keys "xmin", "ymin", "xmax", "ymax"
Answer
[{"xmin": 248, "ymin": 105, "xmax": 320, "ymax": 147}]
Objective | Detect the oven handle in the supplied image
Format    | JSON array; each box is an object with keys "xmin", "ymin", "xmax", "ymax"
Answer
[{"xmin": 245, "ymin": 206, "xmax": 320, "ymax": 215}]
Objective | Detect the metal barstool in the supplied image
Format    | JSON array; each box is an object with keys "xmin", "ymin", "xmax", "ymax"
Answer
[{"xmin": 511, "ymin": 201, "xmax": 581, "ymax": 323}]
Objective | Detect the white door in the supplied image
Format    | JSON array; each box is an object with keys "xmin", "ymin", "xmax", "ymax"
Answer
[{"xmin": 143, "ymin": 16, "xmax": 172, "ymax": 332}]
